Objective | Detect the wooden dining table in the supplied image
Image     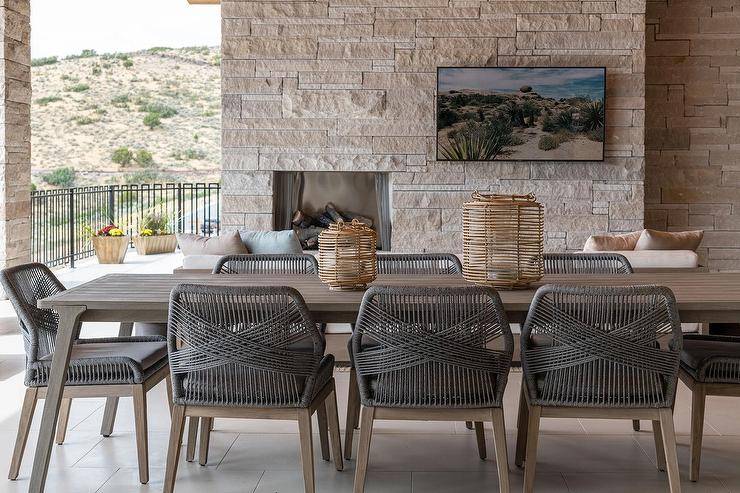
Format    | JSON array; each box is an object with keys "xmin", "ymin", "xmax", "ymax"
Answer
[{"xmin": 28, "ymin": 271, "xmax": 740, "ymax": 492}]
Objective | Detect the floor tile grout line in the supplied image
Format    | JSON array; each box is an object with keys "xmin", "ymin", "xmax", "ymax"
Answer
[
  {"xmin": 250, "ymin": 469, "xmax": 266, "ymax": 493},
  {"xmin": 633, "ymin": 433, "xmax": 659, "ymax": 470},
  {"xmin": 91, "ymin": 466, "xmax": 121, "ymax": 493},
  {"xmin": 561, "ymin": 471, "xmax": 572, "ymax": 492},
  {"xmin": 215, "ymin": 431, "xmax": 242, "ymax": 468}
]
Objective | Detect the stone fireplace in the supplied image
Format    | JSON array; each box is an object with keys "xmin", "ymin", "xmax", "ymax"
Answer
[
  {"xmin": 273, "ymin": 171, "xmax": 391, "ymax": 250},
  {"xmin": 220, "ymin": 1, "xmax": 646, "ymax": 253}
]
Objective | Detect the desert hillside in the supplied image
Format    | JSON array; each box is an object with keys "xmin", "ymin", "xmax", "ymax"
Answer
[{"xmin": 31, "ymin": 46, "xmax": 221, "ymax": 189}]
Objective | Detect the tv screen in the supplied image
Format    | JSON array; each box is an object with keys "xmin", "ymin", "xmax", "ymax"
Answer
[{"xmin": 436, "ymin": 67, "xmax": 606, "ymax": 162}]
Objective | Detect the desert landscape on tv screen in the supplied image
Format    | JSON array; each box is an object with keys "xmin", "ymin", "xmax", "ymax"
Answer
[{"xmin": 437, "ymin": 67, "xmax": 605, "ymax": 162}]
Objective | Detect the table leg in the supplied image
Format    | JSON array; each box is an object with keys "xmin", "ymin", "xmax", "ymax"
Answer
[
  {"xmin": 101, "ymin": 322, "xmax": 133, "ymax": 436},
  {"xmin": 29, "ymin": 305, "xmax": 86, "ymax": 493}
]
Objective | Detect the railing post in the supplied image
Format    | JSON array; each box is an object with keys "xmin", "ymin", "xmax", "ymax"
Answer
[
  {"xmin": 176, "ymin": 185, "xmax": 183, "ymax": 233},
  {"xmin": 68, "ymin": 188, "xmax": 75, "ymax": 268},
  {"xmin": 107, "ymin": 185, "xmax": 115, "ymax": 224}
]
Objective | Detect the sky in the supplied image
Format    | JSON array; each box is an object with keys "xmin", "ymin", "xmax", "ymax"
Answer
[
  {"xmin": 438, "ymin": 67, "xmax": 605, "ymax": 101},
  {"xmin": 31, "ymin": 0, "xmax": 221, "ymax": 59}
]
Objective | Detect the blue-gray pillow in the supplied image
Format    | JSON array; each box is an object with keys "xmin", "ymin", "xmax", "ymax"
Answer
[{"xmin": 239, "ymin": 230, "xmax": 303, "ymax": 254}]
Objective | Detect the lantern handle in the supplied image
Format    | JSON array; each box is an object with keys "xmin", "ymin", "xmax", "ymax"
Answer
[{"xmin": 472, "ymin": 190, "xmax": 536, "ymax": 202}]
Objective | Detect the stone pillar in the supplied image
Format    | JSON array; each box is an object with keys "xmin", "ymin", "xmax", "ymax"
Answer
[{"xmin": 0, "ymin": 0, "xmax": 31, "ymax": 268}]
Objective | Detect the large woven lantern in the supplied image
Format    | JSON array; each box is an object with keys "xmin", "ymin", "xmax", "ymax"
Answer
[
  {"xmin": 318, "ymin": 219, "xmax": 377, "ymax": 291},
  {"xmin": 462, "ymin": 191, "xmax": 544, "ymax": 289}
]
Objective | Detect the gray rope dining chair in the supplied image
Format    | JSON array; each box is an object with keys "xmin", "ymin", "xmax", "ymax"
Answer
[
  {"xmin": 344, "ymin": 253, "xmax": 465, "ymax": 460},
  {"xmin": 0, "ymin": 263, "xmax": 170, "ymax": 484},
  {"xmin": 542, "ymin": 252, "xmax": 644, "ymax": 431},
  {"xmin": 516, "ymin": 285, "xmax": 682, "ymax": 493},
  {"xmin": 213, "ymin": 253, "xmax": 319, "ymax": 275},
  {"xmin": 543, "ymin": 252, "xmax": 634, "ymax": 275},
  {"xmin": 163, "ymin": 284, "xmax": 342, "ymax": 493},
  {"xmin": 351, "ymin": 286, "xmax": 513, "ymax": 493},
  {"xmin": 183, "ymin": 253, "xmax": 323, "ymax": 465},
  {"xmin": 678, "ymin": 334, "xmax": 740, "ymax": 481}
]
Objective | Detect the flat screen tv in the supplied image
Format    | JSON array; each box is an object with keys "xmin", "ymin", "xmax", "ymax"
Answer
[{"xmin": 436, "ymin": 67, "xmax": 606, "ymax": 162}]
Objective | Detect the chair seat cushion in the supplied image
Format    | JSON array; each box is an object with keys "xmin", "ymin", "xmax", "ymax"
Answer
[
  {"xmin": 31, "ymin": 337, "xmax": 168, "ymax": 387},
  {"xmin": 681, "ymin": 335, "xmax": 740, "ymax": 383}
]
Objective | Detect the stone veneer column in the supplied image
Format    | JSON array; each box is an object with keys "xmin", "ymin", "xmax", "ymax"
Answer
[{"xmin": 0, "ymin": 0, "xmax": 31, "ymax": 268}]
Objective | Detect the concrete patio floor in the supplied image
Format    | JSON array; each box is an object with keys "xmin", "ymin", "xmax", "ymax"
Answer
[{"xmin": 0, "ymin": 252, "xmax": 738, "ymax": 491}]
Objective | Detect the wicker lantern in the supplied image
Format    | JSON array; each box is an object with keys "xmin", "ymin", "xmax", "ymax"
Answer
[
  {"xmin": 462, "ymin": 191, "xmax": 544, "ymax": 289},
  {"xmin": 318, "ymin": 219, "xmax": 377, "ymax": 291}
]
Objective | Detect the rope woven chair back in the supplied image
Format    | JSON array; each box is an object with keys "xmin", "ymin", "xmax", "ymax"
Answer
[
  {"xmin": 352, "ymin": 286, "xmax": 513, "ymax": 408},
  {"xmin": 0, "ymin": 263, "xmax": 66, "ymax": 364},
  {"xmin": 167, "ymin": 284, "xmax": 325, "ymax": 407},
  {"xmin": 543, "ymin": 253, "xmax": 633, "ymax": 275},
  {"xmin": 213, "ymin": 254, "xmax": 319, "ymax": 275},
  {"xmin": 521, "ymin": 284, "xmax": 682, "ymax": 409},
  {"xmin": 376, "ymin": 253, "xmax": 462, "ymax": 275}
]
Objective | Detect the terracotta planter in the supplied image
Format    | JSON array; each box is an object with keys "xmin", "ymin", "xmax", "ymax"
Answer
[
  {"xmin": 92, "ymin": 236, "xmax": 129, "ymax": 264},
  {"xmin": 133, "ymin": 234, "xmax": 178, "ymax": 255}
]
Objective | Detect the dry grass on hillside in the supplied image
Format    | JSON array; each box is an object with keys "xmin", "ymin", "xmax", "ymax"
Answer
[{"xmin": 31, "ymin": 46, "xmax": 221, "ymax": 189}]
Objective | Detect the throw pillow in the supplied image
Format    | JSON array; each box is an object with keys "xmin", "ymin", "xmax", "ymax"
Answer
[
  {"xmin": 176, "ymin": 231, "xmax": 248, "ymax": 256},
  {"xmin": 634, "ymin": 229, "xmax": 704, "ymax": 251},
  {"xmin": 583, "ymin": 230, "xmax": 642, "ymax": 252},
  {"xmin": 239, "ymin": 230, "xmax": 303, "ymax": 254}
]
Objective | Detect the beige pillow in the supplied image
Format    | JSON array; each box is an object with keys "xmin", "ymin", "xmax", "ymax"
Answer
[
  {"xmin": 583, "ymin": 231, "xmax": 642, "ymax": 252},
  {"xmin": 176, "ymin": 231, "xmax": 248, "ymax": 256},
  {"xmin": 634, "ymin": 229, "xmax": 704, "ymax": 251}
]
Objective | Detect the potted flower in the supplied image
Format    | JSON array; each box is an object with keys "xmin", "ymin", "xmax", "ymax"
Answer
[
  {"xmin": 89, "ymin": 224, "xmax": 130, "ymax": 264},
  {"xmin": 132, "ymin": 211, "xmax": 178, "ymax": 255}
]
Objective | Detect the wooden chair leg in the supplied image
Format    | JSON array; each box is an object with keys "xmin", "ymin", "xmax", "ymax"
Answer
[
  {"xmin": 198, "ymin": 417, "xmax": 212, "ymax": 466},
  {"xmin": 325, "ymin": 384, "xmax": 344, "ymax": 471},
  {"xmin": 465, "ymin": 421, "xmax": 474, "ymax": 430},
  {"xmin": 658, "ymin": 408, "xmax": 681, "ymax": 493},
  {"xmin": 297, "ymin": 408, "xmax": 315, "ymax": 493},
  {"xmin": 652, "ymin": 419, "xmax": 666, "ymax": 472},
  {"xmin": 522, "ymin": 405, "xmax": 542, "ymax": 493},
  {"xmin": 317, "ymin": 399, "xmax": 331, "ymax": 461},
  {"xmin": 163, "ymin": 405, "xmax": 186, "ymax": 493},
  {"xmin": 474, "ymin": 421, "xmax": 486, "ymax": 460},
  {"xmin": 491, "ymin": 408, "xmax": 510, "ymax": 493},
  {"xmin": 515, "ymin": 384, "xmax": 529, "ymax": 468},
  {"xmin": 100, "ymin": 397, "xmax": 119, "ymax": 437},
  {"xmin": 633, "ymin": 420, "xmax": 641, "ymax": 432},
  {"xmin": 8, "ymin": 388, "xmax": 38, "ymax": 480},
  {"xmin": 344, "ymin": 367, "xmax": 360, "ymax": 460},
  {"xmin": 353, "ymin": 407, "xmax": 375, "ymax": 493},
  {"xmin": 132, "ymin": 386, "xmax": 149, "ymax": 484},
  {"xmin": 55, "ymin": 398, "xmax": 72, "ymax": 445},
  {"xmin": 186, "ymin": 417, "xmax": 199, "ymax": 462},
  {"xmin": 165, "ymin": 374, "xmax": 173, "ymax": 415},
  {"xmin": 689, "ymin": 386, "xmax": 706, "ymax": 482}
]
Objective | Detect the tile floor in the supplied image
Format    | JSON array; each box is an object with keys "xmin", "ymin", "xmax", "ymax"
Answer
[{"xmin": 0, "ymin": 252, "xmax": 738, "ymax": 491}]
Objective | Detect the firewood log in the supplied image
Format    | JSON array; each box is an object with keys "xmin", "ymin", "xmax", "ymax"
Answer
[
  {"xmin": 343, "ymin": 210, "xmax": 373, "ymax": 228},
  {"xmin": 295, "ymin": 225, "xmax": 326, "ymax": 242},
  {"xmin": 325, "ymin": 202, "xmax": 346, "ymax": 223}
]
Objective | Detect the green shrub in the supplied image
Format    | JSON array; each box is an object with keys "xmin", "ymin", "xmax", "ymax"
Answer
[
  {"xmin": 437, "ymin": 108, "xmax": 459, "ymax": 130},
  {"xmin": 66, "ymin": 49, "xmax": 97, "ymax": 60},
  {"xmin": 123, "ymin": 59, "xmax": 134, "ymax": 68},
  {"xmin": 438, "ymin": 120, "xmax": 514, "ymax": 161},
  {"xmin": 66, "ymin": 83, "xmax": 90, "ymax": 93},
  {"xmin": 587, "ymin": 127, "xmax": 605, "ymax": 142},
  {"xmin": 35, "ymin": 95, "xmax": 62, "ymax": 106},
  {"xmin": 171, "ymin": 148, "xmax": 206, "ymax": 161},
  {"xmin": 147, "ymin": 47, "xmax": 171, "ymax": 54},
  {"xmin": 111, "ymin": 94, "xmax": 130, "ymax": 108},
  {"xmin": 581, "ymin": 100, "xmax": 605, "ymax": 131},
  {"xmin": 138, "ymin": 102, "xmax": 177, "ymax": 118},
  {"xmin": 541, "ymin": 114, "xmax": 557, "ymax": 133},
  {"xmin": 538, "ymin": 135, "xmax": 559, "ymax": 151},
  {"xmin": 124, "ymin": 169, "xmax": 160, "ymax": 184},
  {"xmin": 31, "ymin": 56, "xmax": 58, "ymax": 67},
  {"xmin": 42, "ymin": 167, "xmax": 75, "ymax": 188},
  {"xmin": 557, "ymin": 111, "xmax": 574, "ymax": 131},
  {"xmin": 143, "ymin": 112, "xmax": 161, "ymax": 129},
  {"xmin": 91, "ymin": 65, "xmax": 101, "ymax": 76},
  {"xmin": 134, "ymin": 149, "xmax": 154, "ymax": 166},
  {"xmin": 111, "ymin": 147, "xmax": 133, "ymax": 165},
  {"xmin": 73, "ymin": 115, "xmax": 96, "ymax": 125}
]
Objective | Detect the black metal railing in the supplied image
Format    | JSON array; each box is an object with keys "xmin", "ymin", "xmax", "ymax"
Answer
[{"xmin": 31, "ymin": 183, "xmax": 220, "ymax": 267}]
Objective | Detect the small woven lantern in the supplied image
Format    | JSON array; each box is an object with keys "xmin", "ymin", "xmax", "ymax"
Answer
[
  {"xmin": 462, "ymin": 191, "xmax": 544, "ymax": 290},
  {"xmin": 318, "ymin": 219, "xmax": 377, "ymax": 291}
]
